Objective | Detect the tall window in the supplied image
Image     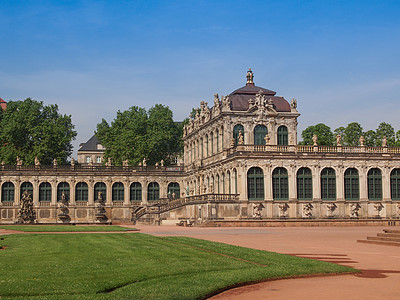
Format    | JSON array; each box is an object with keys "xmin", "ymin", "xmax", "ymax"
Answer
[
  {"xmin": 233, "ymin": 124, "xmax": 244, "ymax": 146},
  {"xmin": 297, "ymin": 168, "xmax": 312, "ymax": 200},
  {"xmin": 94, "ymin": 182, "xmax": 106, "ymax": 201},
  {"xmin": 200, "ymin": 138, "xmax": 203, "ymax": 158},
  {"xmin": 112, "ymin": 182, "xmax": 124, "ymax": 202},
  {"xmin": 216, "ymin": 175, "xmax": 220, "ymax": 194},
  {"xmin": 222, "ymin": 173, "xmax": 225, "ymax": 194},
  {"xmin": 391, "ymin": 169, "xmax": 400, "ymax": 200},
  {"xmin": 247, "ymin": 167, "xmax": 264, "ymax": 200},
  {"xmin": 130, "ymin": 182, "xmax": 142, "ymax": 201},
  {"xmin": 254, "ymin": 125, "xmax": 268, "ymax": 145},
  {"xmin": 167, "ymin": 182, "xmax": 180, "ymax": 199},
  {"xmin": 39, "ymin": 182, "xmax": 51, "ymax": 202},
  {"xmin": 277, "ymin": 126, "xmax": 288, "ymax": 145},
  {"xmin": 221, "ymin": 127, "xmax": 224, "ymax": 149},
  {"xmin": 234, "ymin": 169, "xmax": 238, "ymax": 194},
  {"xmin": 345, "ymin": 168, "xmax": 359, "ymax": 200},
  {"xmin": 227, "ymin": 171, "xmax": 231, "ymax": 194},
  {"xmin": 210, "ymin": 132, "xmax": 214, "ymax": 155},
  {"xmin": 57, "ymin": 182, "xmax": 70, "ymax": 201},
  {"xmin": 216, "ymin": 129, "xmax": 219, "ymax": 152},
  {"xmin": 1, "ymin": 182, "xmax": 14, "ymax": 202},
  {"xmin": 368, "ymin": 168, "xmax": 382, "ymax": 200},
  {"xmin": 75, "ymin": 182, "xmax": 88, "ymax": 201},
  {"xmin": 20, "ymin": 182, "xmax": 33, "ymax": 196},
  {"xmin": 321, "ymin": 168, "xmax": 336, "ymax": 200},
  {"xmin": 273, "ymin": 167, "xmax": 288, "ymax": 200},
  {"xmin": 205, "ymin": 135, "xmax": 209, "ymax": 157},
  {"xmin": 148, "ymin": 182, "xmax": 160, "ymax": 201}
]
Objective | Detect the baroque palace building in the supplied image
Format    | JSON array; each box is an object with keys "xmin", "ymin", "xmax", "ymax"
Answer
[{"xmin": 1, "ymin": 70, "xmax": 400, "ymax": 225}]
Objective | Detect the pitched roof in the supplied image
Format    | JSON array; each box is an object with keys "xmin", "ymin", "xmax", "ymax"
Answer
[
  {"xmin": 78, "ymin": 135, "xmax": 104, "ymax": 152},
  {"xmin": 0, "ymin": 98, "xmax": 7, "ymax": 110}
]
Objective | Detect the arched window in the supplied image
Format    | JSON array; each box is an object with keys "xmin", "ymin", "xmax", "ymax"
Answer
[
  {"xmin": 273, "ymin": 167, "xmax": 288, "ymax": 200},
  {"xmin": 227, "ymin": 171, "xmax": 231, "ymax": 194},
  {"xmin": 148, "ymin": 182, "xmax": 160, "ymax": 201},
  {"xmin": 200, "ymin": 138, "xmax": 203, "ymax": 158},
  {"xmin": 391, "ymin": 169, "xmax": 400, "ymax": 200},
  {"xmin": 297, "ymin": 168, "xmax": 312, "ymax": 200},
  {"xmin": 254, "ymin": 125, "xmax": 268, "ymax": 145},
  {"xmin": 39, "ymin": 182, "xmax": 51, "ymax": 202},
  {"xmin": 216, "ymin": 129, "xmax": 219, "ymax": 152},
  {"xmin": 216, "ymin": 175, "xmax": 220, "ymax": 194},
  {"xmin": 277, "ymin": 126, "xmax": 288, "ymax": 145},
  {"xmin": 221, "ymin": 126, "xmax": 224, "ymax": 149},
  {"xmin": 222, "ymin": 173, "xmax": 225, "ymax": 194},
  {"xmin": 94, "ymin": 182, "xmax": 106, "ymax": 201},
  {"xmin": 210, "ymin": 132, "xmax": 214, "ymax": 155},
  {"xmin": 233, "ymin": 169, "xmax": 238, "ymax": 194},
  {"xmin": 248, "ymin": 167, "xmax": 264, "ymax": 200},
  {"xmin": 75, "ymin": 182, "xmax": 88, "ymax": 201},
  {"xmin": 345, "ymin": 168, "xmax": 359, "ymax": 200},
  {"xmin": 205, "ymin": 135, "xmax": 209, "ymax": 157},
  {"xmin": 57, "ymin": 182, "xmax": 70, "ymax": 201},
  {"xmin": 112, "ymin": 182, "xmax": 124, "ymax": 202},
  {"xmin": 20, "ymin": 182, "xmax": 33, "ymax": 196},
  {"xmin": 130, "ymin": 182, "xmax": 142, "ymax": 201},
  {"xmin": 1, "ymin": 182, "xmax": 14, "ymax": 202},
  {"xmin": 233, "ymin": 124, "xmax": 244, "ymax": 146},
  {"xmin": 167, "ymin": 182, "xmax": 180, "ymax": 199},
  {"xmin": 321, "ymin": 168, "xmax": 336, "ymax": 200},
  {"xmin": 368, "ymin": 168, "xmax": 382, "ymax": 200}
]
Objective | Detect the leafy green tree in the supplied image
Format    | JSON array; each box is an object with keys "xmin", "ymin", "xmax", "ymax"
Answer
[
  {"xmin": 343, "ymin": 122, "xmax": 363, "ymax": 146},
  {"xmin": 333, "ymin": 126, "xmax": 345, "ymax": 142},
  {"xmin": 96, "ymin": 104, "xmax": 181, "ymax": 166},
  {"xmin": 363, "ymin": 130, "xmax": 377, "ymax": 146},
  {"xmin": 376, "ymin": 122, "xmax": 395, "ymax": 146},
  {"xmin": 299, "ymin": 123, "xmax": 334, "ymax": 146},
  {"xmin": 0, "ymin": 98, "xmax": 76, "ymax": 165}
]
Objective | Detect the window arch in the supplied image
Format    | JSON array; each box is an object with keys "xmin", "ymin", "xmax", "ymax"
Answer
[
  {"xmin": 221, "ymin": 126, "xmax": 224, "ymax": 149},
  {"xmin": 273, "ymin": 167, "xmax": 288, "ymax": 200},
  {"xmin": 205, "ymin": 134, "xmax": 209, "ymax": 157},
  {"xmin": 210, "ymin": 132, "xmax": 214, "ymax": 155},
  {"xmin": 148, "ymin": 182, "xmax": 160, "ymax": 201},
  {"xmin": 233, "ymin": 169, "xmax": 238, "ymax": 194},
  {"xmin": 233, "ymin": 124, "xmax": 244, "ymax": 146},
  {"xmin": 39, "ymin": 182, "xmax": 51, "ymax": 202},
  {"xmin": 167, "ymin": 182, "xmax": 180, "ymax": 199},
  {"xmin": 130, "ymin": 182, "xmax": 142, "ymax": 201},
  {"xmin": 216, "ymin": 129, "xmax": 219, "ymax": 152},
  {"xmin": 345, "ymin": 168, "xmax": 359, "ymax": 200},
  {"xmin": 94, "ymin": 182, "xmax": 106, "ymax": 201},
  {"xmin": 20, "ymin": 182, "xmax": 33, "ymax": 197},
  {"xmin": 391, "ymin": 169, "xmax": 400, "ymax": 200},
  {"xmin": 297, "ymin": 168, "xmax": 312, "ymax": 200},
  {"xmin": 368, "ymin": 168, "xmax": 382, "ymax": 200},
  {"xmin": 321, "ymin": 168, "xmax": 336, "ymax": 200},
  {"xmin": 216, "ymin": 174, "xmax": 220, "ymax": 194},
  {"xmin": 112, "ymin": 182, "xmax": 124, "ymax": 202},
  {"xmin": 75, "ymin": 182, "xmax": 88, "ymax": 201},
  {"xmin": 57, "ymin": 182, "xmax": 70, "ymax": 201},
  {"xmin": 277, "ymin": 126, "xmax": 288, "ymax": 145},
  {"xmin": 254, "ymin": 125, "xmax": 268, "ymax": 145},
  {"xmin": 227, "ymin": 171, "xmax": 231, "ymax": 194},
  {"xmin": 248, "ymin": 167, "xmax": 264, "ymax": 200},
  {"xmin": 1, "ymin": 182, "xmax": 14, "ymax": 202}
]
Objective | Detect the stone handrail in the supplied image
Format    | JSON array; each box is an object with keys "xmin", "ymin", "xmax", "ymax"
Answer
[
  {"xmin": 132, "ymin": 193, "xmax": 239, "ymax": 221},
  {"xmin": 0, "ymin": 164, "xmax": 184, "ymax": 172}
]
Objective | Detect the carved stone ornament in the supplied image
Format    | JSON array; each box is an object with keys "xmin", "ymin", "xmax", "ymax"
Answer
[
  {"xmin": 278, "ymin": 203, "xmax": 289, "ymax": 217},
  {"xmin": 336, "ymin": 135, "xmax": 342, "ymax": 146},
  {"xmin": 252, "ymin": 203, "xmax": 264, "ymax": 218},
  {"xmin": 374, "ymin": 203, "xmax": 383, "ymax": 217},
  {"xmin": 382, "ymin": 136, "xmax": 387, "ymax": 147},
  {"xmin": 302, "ymin": 203, "xmax": 313, "ymax": 218},
  {"xmin": 35, "ymin": 157, "xmax": 40, "ymax": 166},
  {"xmin": 326, "ymin": 203, "xmax": 337, "ymax": 217},
  {"xmin": 237, "ymin": 131, "xmax": 244, "ymax": 145},
  {"xmin": 350, "ymin": 203, "xmax": 360, "ymax": 218},
  {"xmin": 290, "ymin": 98, "xmax": 297, "ymax": 110},
  {"xmin": 359, "ymin": 136, "xmax": 365, "ymax": 147},
  {"xmin": 264, "ymin": 134, "xmax": 270, "ymax": 145},
  {"xmin": 312, "ymin": 134, "xmax": 318, "ymax": 146},
  {"xmin": 16, "ymin": 190, "xmax": 36, "ymax": 224},
  {"xmin": 249, "ymin": 90, "xmax": 277, "ymax": 115}
]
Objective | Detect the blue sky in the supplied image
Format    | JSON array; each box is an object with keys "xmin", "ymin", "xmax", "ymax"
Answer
[{"xmin": 1, "ymin": 0, "xmax": 400, "ymax": 155}]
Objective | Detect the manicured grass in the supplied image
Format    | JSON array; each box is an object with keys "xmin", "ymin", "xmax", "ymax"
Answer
[
  {"xmin": 0, "ymin": 225, "xmax": 131, "ymax": 232},
  {"xmin": 0, "ymin": 233, "xmax": 356, "ymax": 299}
]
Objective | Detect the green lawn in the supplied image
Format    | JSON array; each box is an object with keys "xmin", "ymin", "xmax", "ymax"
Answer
[
  {"xmin": 0, "ymin": 225, "xmax": 131, "ymax": 232},
  {"xmin": 0, "ymin": 233, "xmax": 356, "ymax": 299}
]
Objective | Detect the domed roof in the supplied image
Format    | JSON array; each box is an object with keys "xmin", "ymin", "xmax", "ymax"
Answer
[{"xmin": 229, "ymin": 69, "xmax": 291, "ymax": 112}]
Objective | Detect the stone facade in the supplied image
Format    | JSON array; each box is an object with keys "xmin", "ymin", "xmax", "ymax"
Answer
[{"xmin": 1, "ymin": 70, "xmax": 400, "ymax": 224}]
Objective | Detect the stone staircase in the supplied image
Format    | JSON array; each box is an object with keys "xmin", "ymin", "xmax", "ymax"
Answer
[{"xmin": 358, "ymin": 229, "xmax": 400, "ymax": 247}]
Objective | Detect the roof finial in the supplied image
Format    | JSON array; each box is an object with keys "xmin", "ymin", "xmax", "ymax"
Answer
[{"xmin": 246, "ymin": 68, "xmax": 254, "ymax": 85}]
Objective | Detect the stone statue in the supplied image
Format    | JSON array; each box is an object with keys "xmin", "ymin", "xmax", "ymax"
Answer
[
  {"xmin": 350, "ymin": 203, "xmax": 360, "ymax": 218},
  {"xmin": 186, "ymin": 186, "xmax": 190, "ymax": 196},
  {"xmin": 278, "ymin": 203, "xmax": 289, "ymax": 217},
  {"xmin": 336, "ymin": 135, "xmax": 342, "ymax": 146},
  {"xmin": 53, "ymin": 158, "xmax": 57, "ymax": 166},
  {"xmin": 290, "ymin": 98, "xmax": 297, "ymax": 110},
  {"xmin": 160, "ymin": 159, "xmax": 164, "ymax": 167},
  {"xmin": 312, "ymin": 134, "xmax": 318, "ymax": 146},
  {"xmin": 142, "ymin": 158, "xmax": 147, "ymax": 167},
  {"xmin": 61, "ymin": 191, "xmax": 66, "ymax": 201},
  {"xmin": 16, "ymin": 156, "xmax": 22, "ymax": 166},
  {"xmin": 35, "ymin": 156, "xmax": 40, "ymax": 166},
  {"xmin": 252, "ymin": 203, "xmax": 264, "ymax": 218},
  {"xmin": 97, "ymin": 191, "xmax": 103, "ymax": 201},
  {"xmin": 289, "ymin": 135, "xmax": 294, "ymax": 145},
  {"xmin": 230, "ymin": 138, "xmax": 235, "ymax": 147},
  {"xmin": 123, "ymin": 159, "xmax": 129, "ymax": 167},
  {"xmin": 70, "ymin": 157, "xmax": 75, "ymax": 166},
  {"xmin": 359, "ymin": 136, "xmax": 365, "ymax": 147},
  {"xmin": 88, "ymin": 157, "xmax": 93, "ymax": 166},
  {"xmin": 214, "ymin": 93, "xmax": 220, "ymax": 107},
  {"xmin": 374, "ymin": 203, "xmax": 383, "ymax": 217},
  {"xmin": 172, "ymin": 192, "xmax": 176, "ymax": 199},
  {"xmin": 382, "ymin": 136, "xmax": 387, "ymax": 147},
  {"xmin": 107, "ymin": 157, "xmax": 112, "ymax": 166},
  {"xmin": 237, "ymin": 131, "xmax": 244, "ymax": 145},
  {"xmin": 302, "ymin": 203, "xmax": 313, "ymax": 218},
  {"xmin": 221, "ymin": 95, "xmax": 230, "ymax": 109},
  {"xmin": 264, "ymin": 134, "xmax": 270, "ymax": 145},
  {"xmin": 155, "ymin": 162, "xmax": 159, "ymax": 167},
  {"xmin": 16, "ymin": 190, "xmax": 35, "ymax": 224},
  {"xmin": 326, "ymin": 203, "xmax": 337, "ymax": 217}
]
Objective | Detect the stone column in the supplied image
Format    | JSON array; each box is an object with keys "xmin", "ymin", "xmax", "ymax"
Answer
[
  {"xmin": 312, "ymin": 167, "xmax": 321, "ymax": 201},
  {"xmin": 106, "ymin": 180, "xmax": 113, "ymax": 206},
  {"xmin": 382, "ymin": 167, "xmax": 391, "ymax": 202},
  {"xmin": 69, "ymin": 180, "xmax": 76, "ymax": 205},
  {"xmin": 142, "ymin": 181, "xmax": 148, "ymax": 205},
  {"xmin": 337, "ymin": 168, "xmax": 345, "ymax": 201},
  {"xmin": 124, "ymin": 180, "xmax": 130, "ymax": 205},
  {"xmin": 88, "ymin": 180, "xmax": 94, "ymax": 206},
  {"xmin": 51, "ymin": 180, "xmax": 57, "ymax": 205},
  {"xmin": 14, "ymin": 180, "xmax": 21, "ymax": 206},
  {"xmin": 289, "ymin": 166, "xmax": 297, "ymax": 201},
  {"xmin": 265, "ymin": 165, "xmax": 273, "ymax": 201},
  {"xmin": 359, "ymin": 168, "xmax": 368, "ymax": 201},
  {"xmin": 238, "ymin": 166, "xmax": 247, "ymax": 201},
  {"xmin": 33, "ymin": 179, "xmax": 39, "ymax": 207}
]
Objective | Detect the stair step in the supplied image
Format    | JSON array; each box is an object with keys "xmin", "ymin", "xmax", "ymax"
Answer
[
  {"xmin": 357, "ymin": 239, "xmax": 400, "ymax": 247},
  {"xmin": 367, "ymin": 236, "xmax": 400, "ymax": 242},
  {"xmin": 383, "ymin": 229, "xmax": 400, "ymax": 234},
  {"xmin": 377, "ymin": 233, "xmax": 400, "ymax": 238}
]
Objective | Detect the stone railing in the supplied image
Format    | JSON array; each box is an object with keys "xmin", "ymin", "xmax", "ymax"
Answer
[
  {"xmin": 0, "ymin": 164, "xmax": 184, "ymax": 173},
  {"xmin": 233, "ymin": 144, "xmax": 400, "ymax": 155},
  {"xmin": 132, "ymin": 193, "xmax": 239, "ymax": 221}
]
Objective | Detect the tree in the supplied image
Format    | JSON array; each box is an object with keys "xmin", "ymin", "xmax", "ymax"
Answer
[
  {"xmin": 0, "ymin": 98, "xmax": 76, "ymax": 165},
  {"xmin": 343, "ymin": 122, "xmax": 363, "ymax": 146},
  {"xmin": 363, "ymin": 130, "xmax": 377, "ymax": 147},
  {"xmin": 376, "ymin": 122, "xmax": 395, "ymax": 146},
  {"xmin": 95, "ymin": 104, "xmax": 181, "ymax": 166},
  {"xmin": 299, "ymin": 123, "xmax": 334, "ymax": 146}
]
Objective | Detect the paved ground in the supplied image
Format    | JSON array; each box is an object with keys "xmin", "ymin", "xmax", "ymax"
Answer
[{"xmin": 132, "ymin": 225, "xmax": 400, "ymax": 300}]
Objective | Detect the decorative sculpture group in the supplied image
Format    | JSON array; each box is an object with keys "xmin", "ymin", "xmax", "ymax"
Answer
[{"xmin": 16, "ymin": 190, "xmax": 36, "ymax": 224}]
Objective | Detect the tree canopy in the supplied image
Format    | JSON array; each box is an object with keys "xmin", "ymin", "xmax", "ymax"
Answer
[
  {"xmin": 0, "ymin": 98, "xmax": 76, "ymax": 165},
  {"xmin": 95, "ymin": 104, "xmax": 182, "ymax": 166},
  {"xmin": 299, "ymin": 123, "xmax": 334, "ymax": 146}
]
